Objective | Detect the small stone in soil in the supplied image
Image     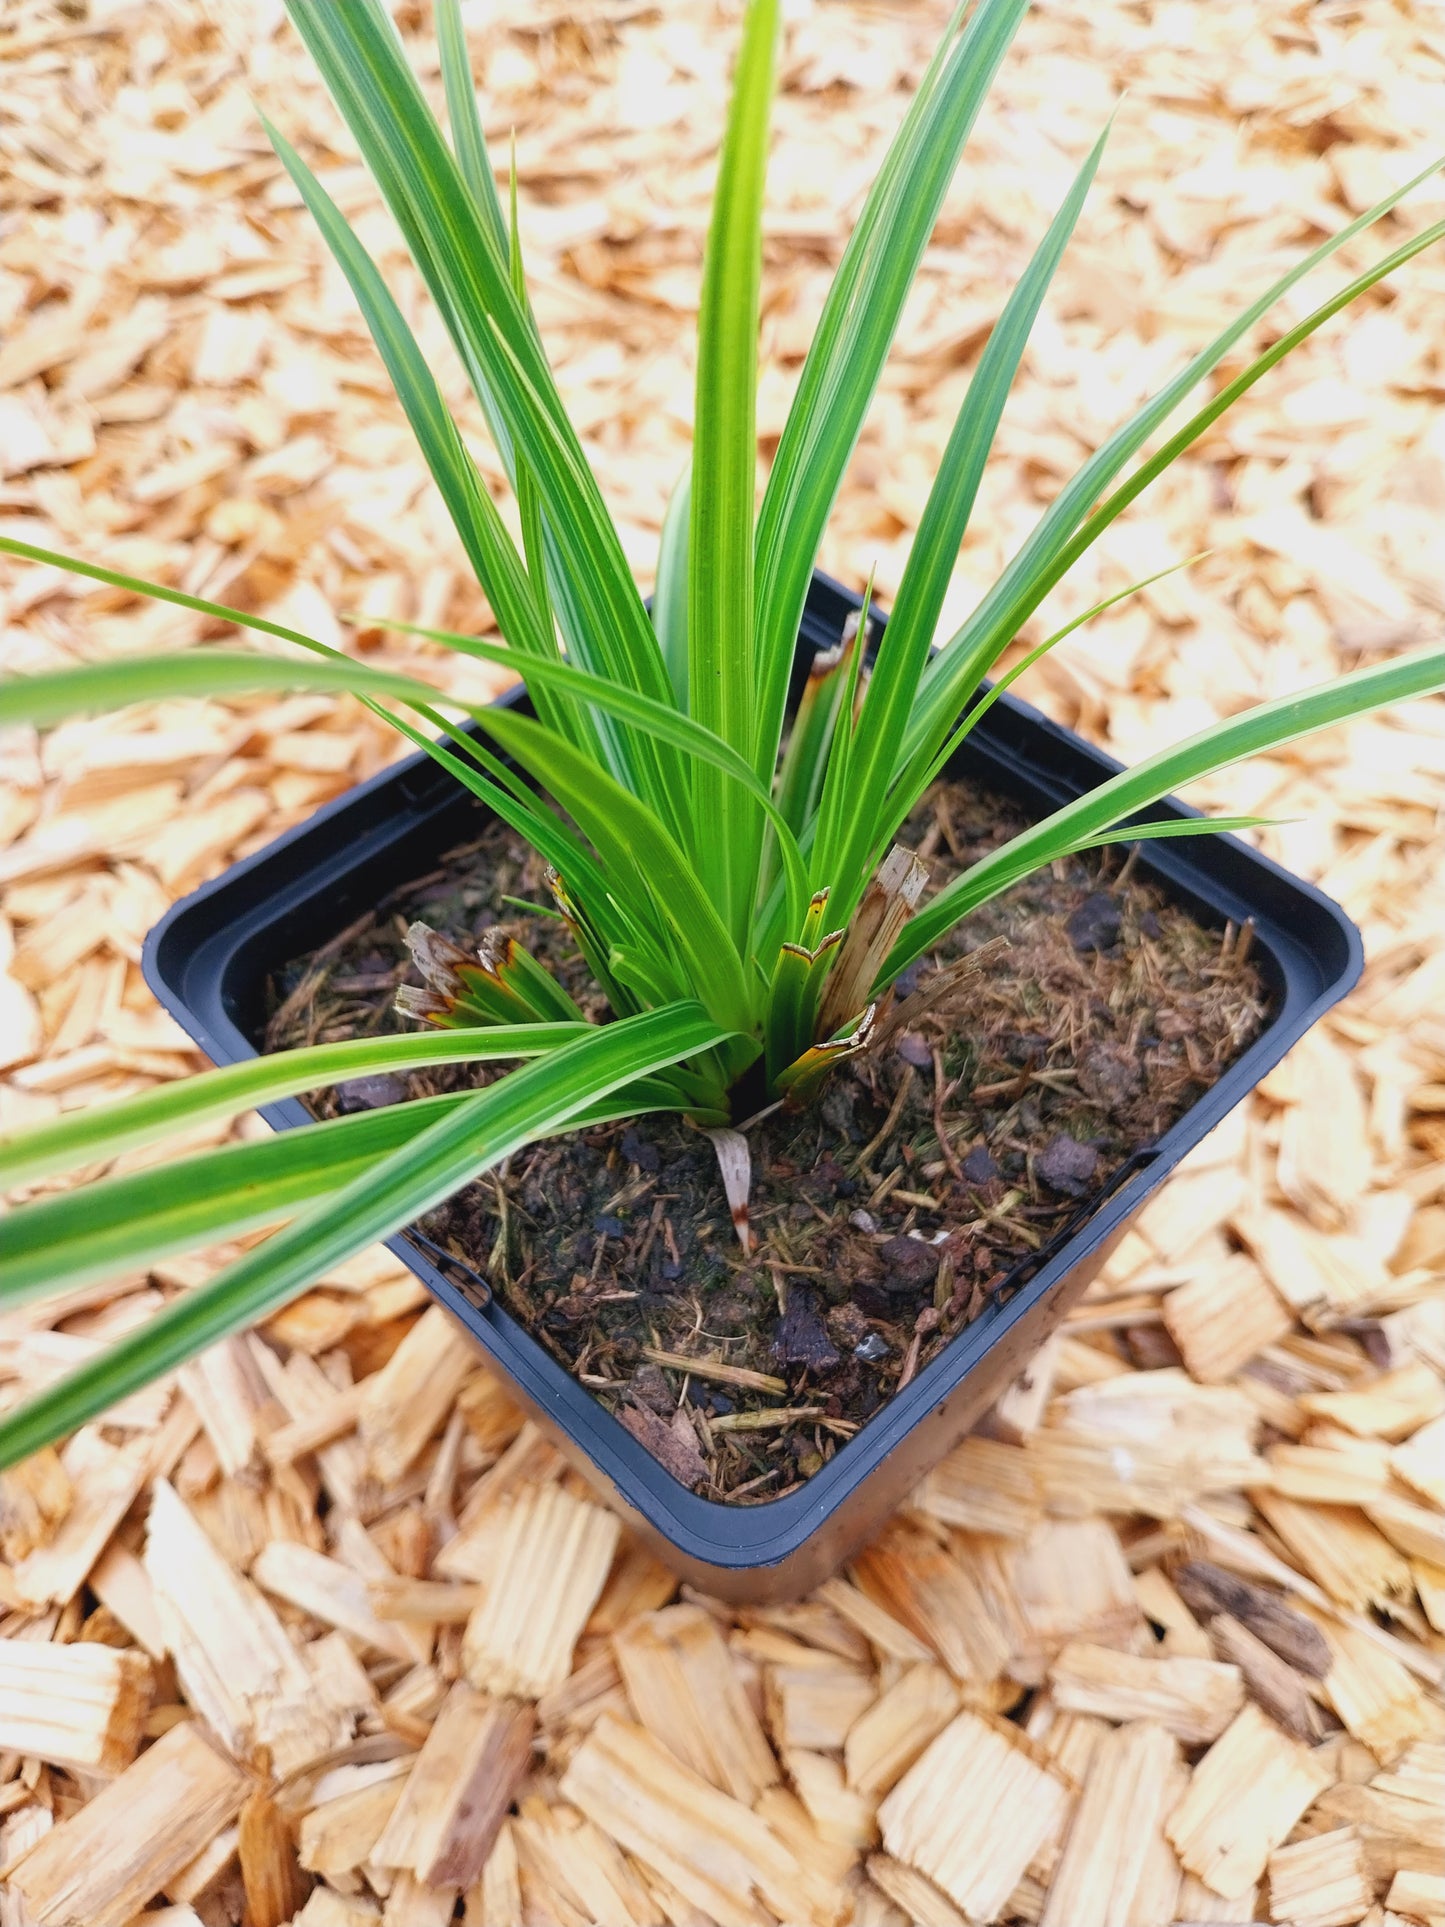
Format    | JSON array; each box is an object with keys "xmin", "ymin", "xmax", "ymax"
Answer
[
  {"xmin": 1067, "ymin": 890, "xmax": 1123, "ymax": 953},
  {"xmin": 771, "ymin": 1288, "xmax": 841, "ymax": 1372},
  {"xmin": 1036, "ymin": 1131, "xmax": 1099, "ymax": 1197},
  {"xmin": 620, "ymin": 1126, "xmax": 660, "ymax": 1173},
  {"xmin": 854, "ymin": 1332, "xmax": 890, "ymax": 1363},
  {"xmin": 894, "ymin": 1031, "xmax": 933, "ymax": 1069},
  {"xmin": 849, "ymin": 1208, "xmax": 878, "ymax": 1234},
  {"xmin": 593, "ymin": 1213, "xmax": 626, "ymax": 1239},
  {"xmin": 877, "ymin": 1234, "xmax": 942, "ymax": 1294},
  {"xmin": 828, "ymin": 1301, "xmax": 870, "ymax": 1349},
  {"xmin": 627, "ymin": 1364, "xmax": 673, "ymax": 1415},
  {"xmin": 1078, "ymin": 1040, "xmax": 1144, "ymax": 1106},
  {"xmin": 961, "ymin": 1143, "xmax": 1000, "ymax": 1185},
  {"xmin": 334, "ymin": 1073, "xmax": 409, "ymax": 1112}
]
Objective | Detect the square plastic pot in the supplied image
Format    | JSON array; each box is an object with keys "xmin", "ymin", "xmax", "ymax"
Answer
[{"xmin": 144, "ymin": 571, "xmax": 1361, "ymax": 1601}]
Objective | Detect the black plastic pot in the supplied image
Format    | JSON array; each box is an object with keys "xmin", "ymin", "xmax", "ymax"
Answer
[{"xmin": 144, "ymin": 571, "xmax": 1361, "ymax": 1600}]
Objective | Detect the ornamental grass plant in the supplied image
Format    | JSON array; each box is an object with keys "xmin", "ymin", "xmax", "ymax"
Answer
[{"xmin": 1, "ymin": 0, "xmax": 1443, "ymax": 1464}]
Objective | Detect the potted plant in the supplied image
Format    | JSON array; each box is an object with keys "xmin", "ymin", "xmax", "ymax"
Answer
[{"xmin": 1, "ymin": 0, "xmax": 1441, "ymax": 1597}]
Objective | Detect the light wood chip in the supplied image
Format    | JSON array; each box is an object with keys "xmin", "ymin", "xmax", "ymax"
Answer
[
  {"xmin": 1268, "ymin": 1826, "xmax": 1373, "ymax": 1927},
  {"xmin": 298, "ymin": 1759, "xmax": 411, "ymax": 1880},
  {"xmin": 755, "ymin": 1781, "xmax": 860, "ymax": 1891},
  {"xmin": 851, "ymin": 1522, "xmax": 1012, "ymax": 1685},
  {"xmin": 1008, "ymin": 1518, "xmax": 1143, "ymax": 1678},
  {"xmin": 1414, "ymin": 1560, "xmax": 1445, "ymax": 1636},
  {"xmin": 1049, "ymin": 1641, "xmax": 1244, "ymax": 1744},
  {"xmin": 1391, "ymin": 1410, "xmax": 1445, "ymax": 1509},
  {"xmin": 468, "ymin": 1818, "xmax": 522, "ymax": 1927},
  {"xmin": 536, "ymin": 1642, "xmax": 626, "ymax": 1734},
  {"xmin": 1163, "ymin": 1253, "xmax": 1293, "ymax": 1383},
  {"xmin": 1310, "ymin": 1610, "xmax": 1434, "ymax": 1765},
  {"xmin": 0, "ymin": 1445, "xmax": 71, "ymax": 1559},
  {"xmin": 1371, "ymin": 1739, "xmax": 1445, "ymax": 1810},
  {"xmin": 1366, "ymin": 1494, "xmax": 1445, "ymax": 1569},
  {"xmin": 743, "ymin": 1598, "xmax": 873, "ymax": 1663},
  {"xmin": 292, "ymin": 1891, "xmax": 384, "ymax": 1927},
  {"xmin": 0, "ymin": 1634, "xmax": 151, "ymax": 1774},
  {"xmin": 252, "ymin": 1538, "xmax": 420, "ymax": 1665},
  {"xmin": 359, "ymin": 1304, "xmax": 480, "ymax": 1485},
  {"xmin": 145, "ymin": 1477, "xmax": 348, "ymax": 1773},
  {"xmin": 510, "ymin": 1800, "xmax": 658, "ymax": 1926},
  {"xmin": 911, "ymin": 1434, "xmax": 1042, "ymax": 1536},
  {"xmin": 784, "ymin": 1748, "xmax": 878, "ymax": 1851},
  {"xmin": 1173, "ymin": 1870, "xmax": 1264, "ymax": 1921},
  {"xmin": 813, "ymin": 1575, "xmax": 932, "ymax": 1662},
  {"xmin": 559, "ymin": 1712, "xmax": 835, "ymax": 1927},
  {"xmin": 583, "ymin": 1539, "xmax": 678, "ymax": 1635},
  {"xmin": 378, "ymin": 1871, "xmax": 457, "ymax": 1924},
  {"xmin": 613, "ymin": 1601, "xmax": 779, "ymax": 1803},
  {"xmin": 331, "ymin": 1513, "xmax": 432, "ymax": 1668},
  {"xmin": 6, "ymin": 1719, "xmax": 251, "ymax": 1927},
  {"xmin": 1301, "ymin": 1363, "xmax": 1445, "ymax": 1442},
  {"xmin": 878, "ymin": 1709, "xmax": 1072, "ymax": 1923},
  {"xmin": 162, "ymin": 1821, "xmax": 241, "ymax": 1909},
  {"xmin": 1039, "ymin": 1720, "xmax": 1183, "ymax": 1927},
  {"xmin": 369, "ymin": 1683, "xmax": 534, "ymax": 1889},
  {"xmin": 461, "ymin": 1482, "xmax": 620, "ymax": 1699},
  {"xmin": 10, "ymin": 1429, "xmax": 152, "ymax": 1608},
  {"xmin": 179, "ymin": 1335, "xmax": 265, "ymax": 1481},
  {"xmin": 439, "ymin": 1424, "xmax": 566, "ymax": 1570},
  {"xmin": 89, "ymin": 1537, "xmax": 168, "ymax": 1659},
  {"xmin": 1252, "ymin": 1492, "xmax": 1414, "ymax": 1614},
  {"xmin": 765, "ymin": 1657, "xmax": 878, "ymax": 1753},
  {"xmin": 845, "ymin": 1662, "xmax": 962, "ymax": 1799},
  {"xmin": 1276, "ymin": 1032, "xmax": 1370, "ymax": 1232},
  {"xmin": 990, "ymin": 1331, "xmax": 1064, "ymax": 1443},
  {"xmin": 1263, "ymin": 1439, "xmax": 1392, "ymax": 1505},
  {"xmin": 1385, "ymin": 1869, "xmax": 1445, "ymax": 1923},
  {"xmin": 1039, "ymin": 1370, "xmax": 1264, "ymax": 1516},
  {"xmin": 1309, "ymin": 1781, "xmax": 1445, "ymax": 1892},
  {"xmin": 865, "ymin": 1853, "xmax": 970, "ymax": 1927},
  {"xmin": 1166, "ymin": 1703, "xmax": 1334, "ymax": 1900}
]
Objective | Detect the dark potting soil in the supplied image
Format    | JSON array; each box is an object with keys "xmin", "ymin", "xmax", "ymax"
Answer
[{"xmin": 265, "ymin": 777, "xmax": 1268, "ymax": 1502}]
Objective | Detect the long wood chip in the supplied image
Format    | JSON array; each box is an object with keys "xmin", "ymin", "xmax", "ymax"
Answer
[
  {"xmin": 7, "ymin": 1720, "xmax": 251, "ymax": 1927},
  {"xmin": 461, "ymin": 1482, "xmax": 620, "ymax": 1698},
  {"xmin": 1165, "ymin": 1703, "xmax": 1333, "ymax": 1899},
  {"xmin": 878, "ymin": 1710, "xmax": 1072, "ymax": 1922}
]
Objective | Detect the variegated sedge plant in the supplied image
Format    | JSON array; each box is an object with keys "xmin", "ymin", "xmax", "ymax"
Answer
[{"xmin": 1, "ymin": 0, "xmax": 1443, "ymax": 1467}]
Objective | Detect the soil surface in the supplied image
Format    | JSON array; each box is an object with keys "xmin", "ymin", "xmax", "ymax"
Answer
[{"xmin": 266, "ymin": 777, "xmax": 1268, "ymax": 1503}]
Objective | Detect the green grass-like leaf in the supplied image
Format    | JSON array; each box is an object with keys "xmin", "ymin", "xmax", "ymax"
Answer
[
  {"xmin": 689, "ymin": 0, "xmax": 779, "ymax": 945},
  {"xmin": 0, "ymin": 1023, "xmax": 588, "ymax": 1189},
  {"xmin": 888, "ymin": 644, "xmax": 1445, "ymax": 980},
  {"xmin": 0, "ymin": 1003, "xmax": 732, "ymax": 1465}
]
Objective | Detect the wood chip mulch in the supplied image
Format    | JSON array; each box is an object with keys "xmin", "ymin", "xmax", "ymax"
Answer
[{"xmin": 1, "ymin": 3, "xmax": 1443, "ymax": 1924}]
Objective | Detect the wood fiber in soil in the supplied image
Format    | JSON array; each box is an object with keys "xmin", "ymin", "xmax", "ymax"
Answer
[{"xmin": 266, "ymin": 777, "xmax": 1267, "ymax": 1502}]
